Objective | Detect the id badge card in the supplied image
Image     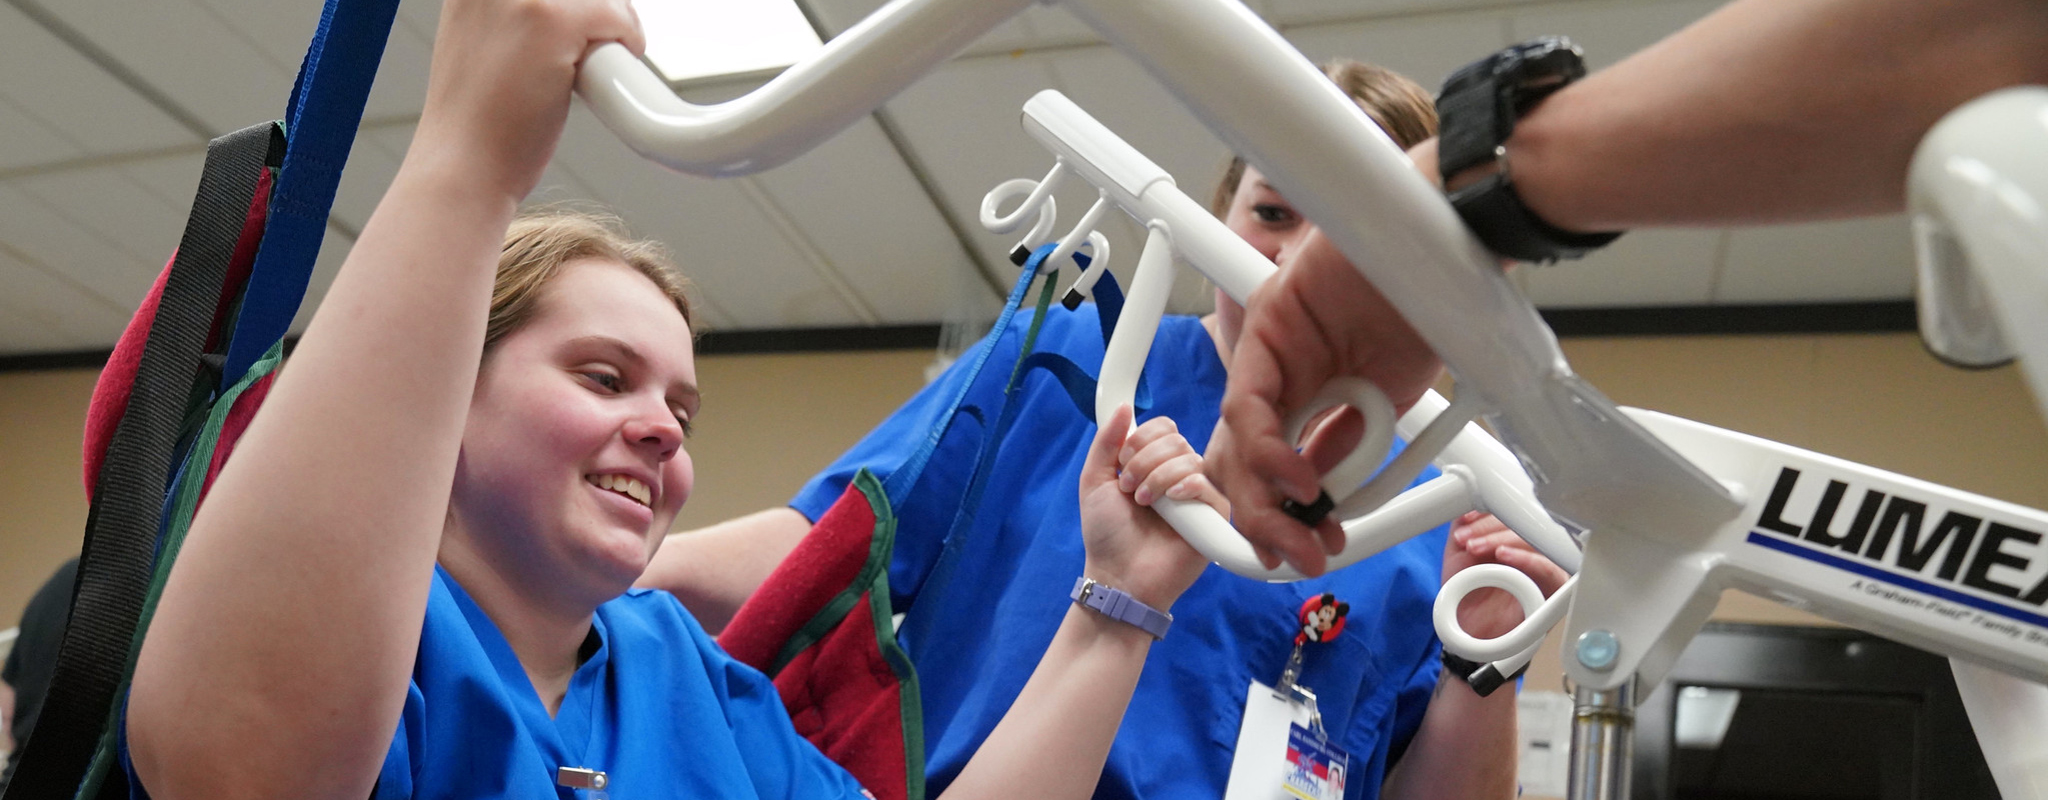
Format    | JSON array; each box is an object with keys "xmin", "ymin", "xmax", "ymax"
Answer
[{"xmin": 1224, "ymin": 681, "xmax": 1351, "ymax": 800}]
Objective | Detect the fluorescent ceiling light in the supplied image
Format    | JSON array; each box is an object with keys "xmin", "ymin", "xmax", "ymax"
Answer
[{"xmin": 633, "ymin": 0, "xmax": 824, "ymax": 83}]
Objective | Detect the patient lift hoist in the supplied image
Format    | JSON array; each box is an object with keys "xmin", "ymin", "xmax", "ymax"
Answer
[{"xmin": 571, "ymin": 0, "xmax": 2048, "ymax": 796}]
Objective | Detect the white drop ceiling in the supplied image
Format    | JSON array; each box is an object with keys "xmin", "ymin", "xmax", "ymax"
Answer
[{"xmin": 0, "ymin": 0, "xmax": 1917, "ymax": 357}]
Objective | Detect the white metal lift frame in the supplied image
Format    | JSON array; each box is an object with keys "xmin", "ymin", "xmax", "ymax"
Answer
[{"xmin": 573, "ymin": 0, "xmax": 2048, "ymax": 795}]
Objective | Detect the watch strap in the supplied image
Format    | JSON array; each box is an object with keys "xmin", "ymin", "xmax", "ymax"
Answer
[
  {"xmin": 1071, "ymin": 577, "xmax": 1172, "ymax": 640},
  {"xmin": 1435, "ymin": 66, "xmax": 1513, "ymax": 179},
  {"xmin": 1436, "ymin": 36, "xmax": 1621, "ymax": 264},
  {"xmin": 1448, "ymin": 171, "xmax": 1621, "ymax": 263}
]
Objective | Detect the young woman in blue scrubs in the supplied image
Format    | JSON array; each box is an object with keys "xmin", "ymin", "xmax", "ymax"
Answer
[
  {"xmin": 117, "ymin": 1, "xmax": 1226, "ymax": 798},
  {"xmin": 644, "ymin": 63, "xmax": 1568, "ymax": 800}
]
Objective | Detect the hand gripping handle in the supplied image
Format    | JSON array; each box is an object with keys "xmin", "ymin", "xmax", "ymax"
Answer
[{"xmin": 1009, "ymin": 89, "xmax": 1584, "ymax": 585}]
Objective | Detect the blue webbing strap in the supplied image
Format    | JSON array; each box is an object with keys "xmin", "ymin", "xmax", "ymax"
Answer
[
  {"xmin": 1016, "ymin": 270, "xmax": 1152, "ymax": 424},
  {"xmin": 881, "ymin": 248, "xmax": 1065, "ymax": 507},
  {"xmin": 217, "ymin": 0, "xmax": 400, "ymax": 388},
  {"xmin": 894, "ymin": 250, "xmax": 1066, "ymax": 657}
]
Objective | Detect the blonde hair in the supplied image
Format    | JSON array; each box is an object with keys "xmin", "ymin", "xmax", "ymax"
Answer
[
  {"xmin": 1211, "ymin": 59, "xmax": 1439, "ymax": 215},
  {"xmin": 486, "ymin": 207, "xmax": 695, "ymax": 352}
]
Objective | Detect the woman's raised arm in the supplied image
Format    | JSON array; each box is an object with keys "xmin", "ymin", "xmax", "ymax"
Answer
[{"xmin": 125, "ymin": 3, "xmax": 642, "ymax": 798}]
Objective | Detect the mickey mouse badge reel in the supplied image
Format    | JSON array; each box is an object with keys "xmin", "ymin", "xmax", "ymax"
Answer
[{"xmin": 1223, "ymin": 593, "xmax": 1352, "ymax": 800}]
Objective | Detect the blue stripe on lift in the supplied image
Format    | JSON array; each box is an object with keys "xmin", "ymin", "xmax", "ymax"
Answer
[{"xmin": 1745, "ymin": 531, "xmax": 2048, "ymax": 629}]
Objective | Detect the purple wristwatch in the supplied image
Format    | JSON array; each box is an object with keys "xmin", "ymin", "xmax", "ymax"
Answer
[{"xmin": 1071, "ymin": 577, "xmax": 1172, "ymax": 640}]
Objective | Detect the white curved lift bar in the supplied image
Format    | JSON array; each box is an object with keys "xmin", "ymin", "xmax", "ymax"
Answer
[
  {"xmin": 1008, "ymin": 90, "xmax": 1582, "ymax": 593},
  {"xmin": 576, "ymin": 0, "xmax": 1032, "ymax": 176},
  {"xmin": 581, "ymin": 0, "xmax": 1740, "ymax": 561},
  {"xmin": 580, "ymin": 3, "xmax": 2048, "ymax": 793}
]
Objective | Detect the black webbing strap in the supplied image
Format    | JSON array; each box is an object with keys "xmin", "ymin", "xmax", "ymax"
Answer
[{"xmin": 3, "ymin": 121, "xmax": 283, "ymax": 800}]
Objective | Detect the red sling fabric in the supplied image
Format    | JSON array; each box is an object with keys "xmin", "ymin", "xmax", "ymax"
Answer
[
  {"xmin": 720, "ymin": 470, "xmax": 923, "ymax": 800},
  {"xmin": 83, "ymin": 167, "xmax": 275, "ymax": 503}
]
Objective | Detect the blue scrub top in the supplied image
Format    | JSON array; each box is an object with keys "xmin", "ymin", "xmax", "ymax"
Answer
[
  {"xmin": 123, "ymin": 566, "xmax": 869, "ymax": 800},
  {"xmin": 792, "ymin": 304, "xmax": 1448, "ymax": 800}
]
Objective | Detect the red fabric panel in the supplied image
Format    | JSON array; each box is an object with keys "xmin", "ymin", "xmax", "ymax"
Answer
[
  {"xmin": 772, "ymin": 595, "xmax": 911, "ymax": 800},
  {"xmin": 83, "ymin": 167, "xmax": 273, "ymax": 500},
  {"xmin": 719, "ymin": 483, "xmax": 911, "ymax": 800},
  {"xmin": 719, "ymin": 483, "xmax": 879, "ymax": 666},
  {"xmin": 84, "ymin": 259, "xmax": 173, "ymax": 501}
]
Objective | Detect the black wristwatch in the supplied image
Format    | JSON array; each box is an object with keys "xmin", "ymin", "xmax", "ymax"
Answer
[{"xmin": 1436, "ymin": 36, "xmax": 1622, "ymax": 264}]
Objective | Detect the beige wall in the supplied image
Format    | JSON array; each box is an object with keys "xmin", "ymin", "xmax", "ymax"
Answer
[
  {"xmin": 0, "ymin": 368, "xmax": 98, "ymax": 631},
  {"xmin": 0, "ymin": 350, "xmax": 939, "ymax": 628},
  {"xmin": 673, "ymin": 349, "xmax": 936, "ymax": 529},
  {"xmin": 3, "ymin": 332, "xmax": 2045, "ymax": 677}
]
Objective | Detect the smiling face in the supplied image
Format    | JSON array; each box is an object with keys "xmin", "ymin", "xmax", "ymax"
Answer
[{"xmin": 447, "ymin": 256, "xmax": 699, "ymax": 610}]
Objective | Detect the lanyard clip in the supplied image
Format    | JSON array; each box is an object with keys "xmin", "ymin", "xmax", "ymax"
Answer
[{"xmin": 1287, "ymin": 683, "xmax": 1327, "ymax": 737}]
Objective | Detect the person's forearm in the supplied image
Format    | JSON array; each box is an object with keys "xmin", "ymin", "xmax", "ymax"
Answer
[
  {"xmin": 1380, "ymin": 675, "xmax": 1519, "ymax": 800},
  {"xmin": 1507, "ymin": 0, "xmax": 2048, "ymax": 230},
  {"xmin": 637, "ymin": 507, "xmax": 812, "ymax": 632},
  {"xmin": 129, "ymin": 153, "xmax": 517, "ymax": 800},
  {"xmin": 937, "ymin": 605, "xmax": 1154, "ymax": 800}
]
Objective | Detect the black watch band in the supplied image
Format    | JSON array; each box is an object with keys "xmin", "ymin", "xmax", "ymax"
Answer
[
  {"xmin": 1448, "ymin": 171, "xmax": 1620, "ymax": 262},
  {"xmin": 1436, "ymin": 36, "xmax": 1622, "ymax": 264}
]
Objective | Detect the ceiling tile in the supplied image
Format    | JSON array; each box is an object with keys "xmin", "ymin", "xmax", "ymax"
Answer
[
  {"xmin": 192, "ymin": 0, "xmax": 433, "ymax": 122},
  {"xmin": 1042, "ymin": 48, "xmax": 1233, "ymax": 200},
  {"xmin": 119, "ymin": 151, "xmax": 208, "ymax": 210},
  {"xmin": 0, "ymin": 245, "xmax": 132, "ymax": 352},
  {"xmin": 1716, "ymin": 215, "xmax": 1915, "ymax": 303},
  {"xmin": 1518, "ymin": 228, "xmax": 1721, "ymax": 306},
  {"xmin": 0, "ymin": 3, "xmax": 199, "ymax": 155},
  {"xmin": 0, "ymin": 181, "xmax": 160, "ymax": 309},
  {"xmin": 553, "ymin": 105, "xmax": 865, "ymax": 329},
  {"xmin": 0, "ymin": 300, "xmax": 80, "ymax": 355},
  {"xmin": 0, "ymin": 98, "xmax": 86, "ymax": 172},
  {"xmin": 367, "ymin": 122, "xmax": 602, "ymax": 207},
  {"xmin": 190, "ymin": 0, "xmax": 323, "ymax": 72},
  {"xmin": 366, "ymin": 122, "xmax": 417, "ymax": 153},
  {"xmin": 883, "ymin": 55, "xmax": 1076, "ymax": 286},
  {"xmin": 396, "ymin": 0, "xmax": 444, "ymax": 40},
  {"xmin": 1505, "ymin": 0, "xmax": 1724, "ymax": 72},
  {"xmin": 38, "ymin": 0, "xmax": 296, "ymax": 134},
  {"xmin": 750, "ymin": 118, "xmax": 977, "ymax": 323},
  {"xmin": 17, "ymin": 170, "xmax": 187, "ymax": 270},
  {"xmin": 328, "ymin": 135, "xmax": 407, "ymax": 232},
  {"xmin": 361, "ymin": 24, "xmax": 433, "ymax": 121},
  {"xmin": 1284, "ymin": 12, "xmax": 1507, "ymax": 90}
]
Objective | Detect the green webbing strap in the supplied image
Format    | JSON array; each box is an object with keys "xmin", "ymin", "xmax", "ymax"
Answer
[{"xmin": 71, "ymin": 344, "xmax": 284, "ymax": 799}]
